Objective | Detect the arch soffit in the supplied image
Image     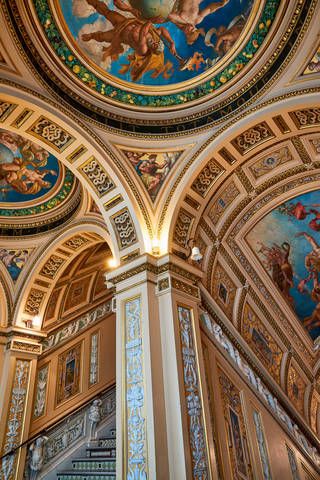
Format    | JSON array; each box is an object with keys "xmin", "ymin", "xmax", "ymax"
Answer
[
  {"xmin": 167, "ymin": 93, "xmax": 320, "ymax": 252},
  {"xmin": 0, "ymin": 88, "xmax": 148, "ymax": 260},
  {"xmin": 12, "ymin": 220, "xmax": 113, "ymax": 328}
]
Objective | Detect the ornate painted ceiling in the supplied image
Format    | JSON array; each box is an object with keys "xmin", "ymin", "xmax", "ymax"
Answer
[{"xmin": 0, "ymin": 0, "xmax": 320, "ymax": 446}]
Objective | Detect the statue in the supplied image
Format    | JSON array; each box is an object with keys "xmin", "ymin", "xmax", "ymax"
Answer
[
  {"xmin": 28, "ymin": 436, "xmax": 48, "ymax": 480},
  {"xmin": 89, "ymin": 399, "xmax": 102, "ymax": 440}
]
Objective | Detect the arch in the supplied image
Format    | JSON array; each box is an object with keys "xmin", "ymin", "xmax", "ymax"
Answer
[
  {"xmin": 165, "ymin": 92, "xmax": 320, "ymax": 253},
  {"xmin": 12, "ymin": 220, "xmax": 113, "ymax": 328},
  {"xmin": 0, "ymin": 86, "xmax": 148, "ymax": 260}
]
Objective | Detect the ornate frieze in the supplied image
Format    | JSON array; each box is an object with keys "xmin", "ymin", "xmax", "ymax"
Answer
[
  {"xmin": 173, "ymin": 208, "xmax": 194, "ymax": 247},
  {"xmin": 191, "ymin": 159, "xmax": 224, "ymax": 198},
  {"xmin": 27, "ymin": 116, "xmax": 75, "ymax": 152},
  {"xmin": 242, "ymin": 303, "xmax": 283, "ymax": 384},
  {"xmin": 89, "ymin": 332, "xmax": 99, "ymax": 386},
  {"xmin": 253, "ymin": 410, "xmax": 272, "ymax": 480},
  {"xmin": 289, "ymin": 109, "xmax": 320, "ymax": 129},
  {"xmin": 11, "ymin": 108, "xmax": 33, "ymax": 128},
  {"xmin": 200, "ymin": 311, "xmax": 320, "ymax": 467},
  {"xmin": 177, "ymin": 306, "xmax": 209, "ymax": 479},
  {"xmin": 79, "ymin": 157, "xmax": 115, "ymax": 197},
  {"xmin": 231, "ymin": 122, "xmax": 274, "ymax": 155},
  {"xmin": 208, "ymin": 181, "xmax": 240, "ymax": 225},
  {"xmin": 104, "ymin": 194, "xmax": 123, "ymax": 211},
  {"xmin": 124, "ymin": 296, "xmax": 148, "ymax": 479},
  {"xmin": 217, "ymin": 367, "xmax": 253, "ymax": 479},
  {"xmin": 6, "ymin": 340, "xmax": 42, "ymax": 355},
  {"xmin": 33, "ymin": 363, "xmax": 49, "ymax": 419},
  {"xmin": 40, "ymin": 254, "xmax": 66, "ymax": 279},
  {"xmin": 24, "ymin": 288, "xmax": 46, "ymax": 315},
  {"xmin": 310, "ymin": 138, "xmax": 320, "ymax": 154},
  {"xmin": 172, "ymin": 278, "xmax": 199, "ymax": 299},
  {"xmin": 66, "ymin": 144, "xmax": 88, "ymax": 163},
  {"xmin": 0, "ymin": 101, "xmax": 17, "ymax": 121},
  {"xmin": 111, "ymin": 208, "xmax": 137, "ymax": 250}
]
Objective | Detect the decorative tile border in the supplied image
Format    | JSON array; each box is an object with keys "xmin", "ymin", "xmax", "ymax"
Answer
[{"xmin": 177, "ymin": 305, "xmax": 209, "ymax": 479}]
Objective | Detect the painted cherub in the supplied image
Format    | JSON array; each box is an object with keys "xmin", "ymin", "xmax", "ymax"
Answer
[{"xmin": 82, "ymin": 0, "xmax": 176, "ymax": 81}]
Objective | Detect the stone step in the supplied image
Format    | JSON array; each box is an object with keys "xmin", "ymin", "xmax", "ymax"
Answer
[
  {"xmin": 86, "ymin": 446, "xmax": 116, "ymax": 458},
  {"xmin": 71, "ymin": 458, "xmax": 116, "ymax": 471}
]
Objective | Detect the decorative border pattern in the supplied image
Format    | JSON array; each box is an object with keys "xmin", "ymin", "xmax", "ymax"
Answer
[
  {"xmin": 177, "ymin": 305, "xmax": 209, "ymax": 479},
  {"xmin": 124, "ymin": 296, "xmax": 148, "ymax": 480},
  {"xmin": 33, "ymin": 363, "xmax": 49, "ymax": 419}
]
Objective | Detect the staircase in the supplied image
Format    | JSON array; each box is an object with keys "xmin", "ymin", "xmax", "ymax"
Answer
[{"xmin": 56, "ymin": 429, "xmax": 116, "ymax": 480}]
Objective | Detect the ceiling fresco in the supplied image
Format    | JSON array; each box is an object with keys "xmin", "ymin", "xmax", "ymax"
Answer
[
  {"xmin": 0, "ymin": 128, "xmax": 59, "ymax": 203},
  {"xmin": 246, "ymin": 190, "xmax": 320, "ymax": 342},
  {"xmin": 121, "ymin": 148, "xmax": 182, "ymax": 201},
  {"xmin": 0, "ymin": 248, "xmax": 32, "ymax": 282},
  {"xmin": 0, "ymin": 128, "xmax": 80, "ymax": 235},
  {"xmin": 303, "ymin": 43, "xmax": 320, "ymax": 75},
  {"xmin": 34, "ymin": 0, "xmax": 280, "ymax": 109},
  {"xmin": 58, "ymin": 0, "xmax": 253, "ymax": 87}
]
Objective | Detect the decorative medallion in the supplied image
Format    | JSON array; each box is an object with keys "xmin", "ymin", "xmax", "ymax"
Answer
[
  {"xmin": 246, "ymin": 189, "xmax": 320, "ymax": 341},
  {"xmin": 33, "ymin": 0, "xmax": 279, "ymax": 108}
]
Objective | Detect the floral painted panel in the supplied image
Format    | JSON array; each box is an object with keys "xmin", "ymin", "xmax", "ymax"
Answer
[{"xmin": 33, "ymin": 363, "xmax": 49, "ymax": 418}]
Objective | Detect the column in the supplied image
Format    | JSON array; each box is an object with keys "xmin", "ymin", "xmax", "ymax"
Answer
[
  {"xmin": 106, "ymin": 254, "xmax": 217, "ymax": 480},
  {"xmin": 0, "ymin": 331, "xmax": 42, "ymax": 480}
]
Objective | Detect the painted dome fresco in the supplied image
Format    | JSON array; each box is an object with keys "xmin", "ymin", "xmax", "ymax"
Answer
[
  {"xmin": 0, "ymin": 128, "xmax": 81, "ymax": 235},
  {"xmin": 9, "ymin": 0, "xmax": 312, "ymax": 132}
]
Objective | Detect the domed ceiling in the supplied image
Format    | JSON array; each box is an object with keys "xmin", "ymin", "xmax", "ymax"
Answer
[
  {"xmin": 8, "ymin": 0, "xmax": 313, "ymax": 132},
  {"xmin": 0, "ymin": 128, "xmax": 81, "ymax": 236}
]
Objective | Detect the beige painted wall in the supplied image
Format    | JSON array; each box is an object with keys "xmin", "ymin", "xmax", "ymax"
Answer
[
  {"xmin": 29, "ymin": 313, "xmax": 116, "ymax": 436},
  {"xmin": 201, "ymin": 332, "xmax": 318, "ymax": 480}
]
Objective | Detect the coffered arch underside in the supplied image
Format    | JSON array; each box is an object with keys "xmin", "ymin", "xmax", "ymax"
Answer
[{"xmin": 11, "ymin": 220, "xmax": 113, "ymax": 329}]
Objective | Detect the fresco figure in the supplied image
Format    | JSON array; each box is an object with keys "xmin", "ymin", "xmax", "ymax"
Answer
[
  {"xmin": 258, "ymin": 241, "xmax": 294, "ymax": 302},
  {"xmin": 167, "ymin": 0, "xmax": 230, "ymax": 45},
  {"xmin": 205, "ymin": 14, "xmax": 245, "ymax": 55},
  {"xmin": 0, "ymin": 129, "xmax": 58, "ymax": 200},
  {"xmin": 82, "ymin": 0, "xmax": 176, "ymax": 81}
]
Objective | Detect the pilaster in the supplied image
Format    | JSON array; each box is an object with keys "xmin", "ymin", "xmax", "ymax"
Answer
[
  {"xmin": 106, "ymin": 254, "xmax": 217, "ymax": 480},
  {"xmin": 0, "ymin": 329, "xmax": 43, "ymax": 480}
]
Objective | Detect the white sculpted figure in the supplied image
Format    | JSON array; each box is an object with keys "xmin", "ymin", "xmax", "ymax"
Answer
[
  {"xmin": 89, "ymin": 399, "xmax": 102, "ymax": 439},
  {"xmin": 29, "ymin": 436, "xmax": 48, "ymax": 480}
]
